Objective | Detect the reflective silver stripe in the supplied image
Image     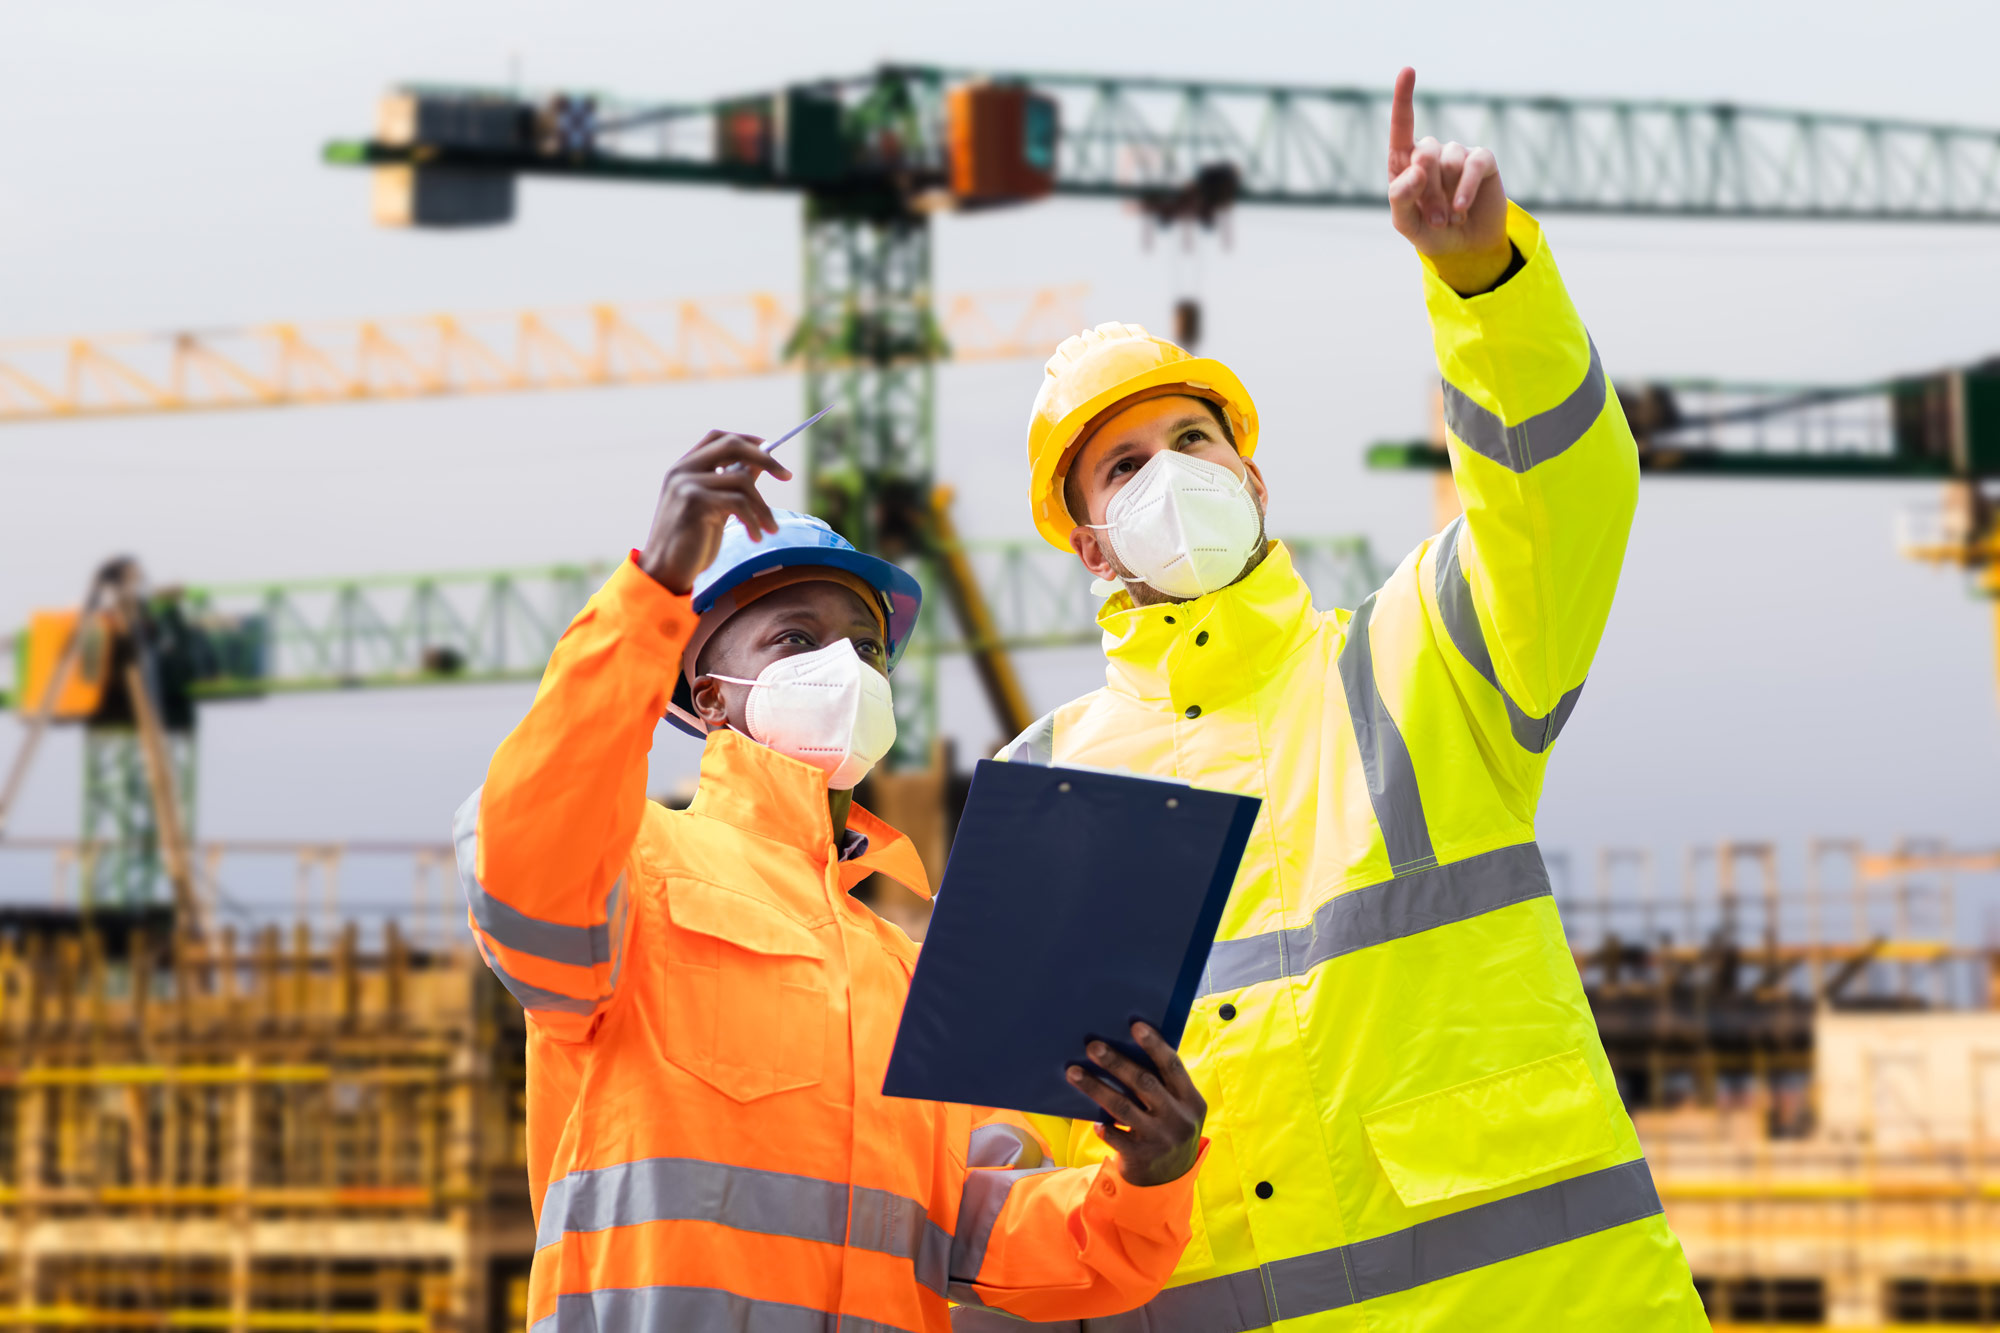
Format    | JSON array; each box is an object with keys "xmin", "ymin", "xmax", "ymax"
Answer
[
  {"xmin": 535, "ymin": 1158, "xmax": 955, "ymax": 1296},
  {"xmin": 851, "ymin": 1185, "xmax": 955, "ymax": 1297},
  {"xmin": 961, "ymin": 1160, "xmax": 1661, "ymax": 1332},
  {"xmin": 1336, "ymin": 594, "xmax": 1435, "ymax": 874},
  {"xmin": 1000, "ymin": 710, "xmax": 1058, "ymax": 766},
  {"xmin": 480, "ymin": 941, "xmax": 604, "ymax": 1016},
  {"xmin": 953, "ymin": 1309, "xmax": 1070, "ymax": 1331},
  {"xmin": 530, "ymin": 1286, "xmax": 919, "ymax": 1333},
  {"xmin": 535, "ymin": 1156, "xmax": 849, "ymax": 1252},
  {"xmin": 1337, "ymin": 1159, "xmax": 1660, "ymax": 1307},
  {"xmin": 1432, "ymin": 517, "xmax": 1584, "ymax": 755},
  {"xmin": 453, "ymin": 786, "xmax": 620, "ymax": 968},
  {"xmin": 1440, "ymin": 337, "xmax": 1606, "ymax": 474},
  {"xmin": 951, "ymin": 1266, "xmax": 1274, "ymax": 1333},
  {"xmin": 968, "ymin": 1123, "xmax": 1045, "ymax": 1169},
  {"xmin": 1198, "ymin": 842, "xmax": 1552, "ymax": 998},
  {"xmin": 945, "ymin": 1163, "xmax": 1058, "ymax": 1305}
]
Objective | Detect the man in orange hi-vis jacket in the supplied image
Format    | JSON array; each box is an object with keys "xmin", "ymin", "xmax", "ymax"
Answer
[{"xmin": 455, "ymin": 428, "xmax": 1211, "ymax": 1333}]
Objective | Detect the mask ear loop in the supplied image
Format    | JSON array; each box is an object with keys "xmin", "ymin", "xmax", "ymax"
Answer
[
  {"xmin": 665, "ymin": 699, "xmax": 712, "ymax": 734},
  {"xmin": 1078, "ymin": 522, "xmax": 1130, "ymax": 599},
  {"xmin": 669, "ymin": 673, "xmax": 764, "ymax": 736},
  {"xmin": 1078, "ymin": 509, "xmax": 1140, "ymax": 599}
]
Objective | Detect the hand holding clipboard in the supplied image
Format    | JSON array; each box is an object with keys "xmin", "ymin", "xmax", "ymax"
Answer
[{"xmin": 884, "ymin": 760, "xmax": 1260, "ymax": 1178}]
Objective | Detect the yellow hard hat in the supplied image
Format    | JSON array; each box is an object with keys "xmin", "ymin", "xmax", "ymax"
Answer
[{"xmin": 1024, "ymin": 322, "xmax": 1259, "ymax": 549}]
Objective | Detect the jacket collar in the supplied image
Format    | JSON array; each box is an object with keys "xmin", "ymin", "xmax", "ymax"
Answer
[
  {"xmin": 687, "ymin": 729, "xmax": 932, "ymax": 899},
  {"xmin": 1097, "ymin": 541, "xmax": 1319, "ymax": 714}
]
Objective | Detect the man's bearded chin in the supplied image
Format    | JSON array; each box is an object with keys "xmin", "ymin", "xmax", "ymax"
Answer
[{"xmin": 1227, "ymin": 494, "xmax": 1274, "ymax": 587}]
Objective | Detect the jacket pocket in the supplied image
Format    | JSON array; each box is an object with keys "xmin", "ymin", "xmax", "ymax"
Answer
[
  {"xmin": 658, "ymin": 880, "xmax": 829, "ymax": 1104},
  {"xmin": 1361, "ymin": 1049, "xmax": 1614, "ymax": 1208}
]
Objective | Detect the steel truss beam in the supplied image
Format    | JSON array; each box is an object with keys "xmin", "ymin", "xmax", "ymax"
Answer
[
  {"xmin": 0, "ymin": 287, "xmax": 1084, "ymax": 426},
  {"xmin": 1368, "ymin": 364, "xmax": 2000, "ymax": 481},
  {"xmin": 336, "ymin": 66, "xmax": 2000, "ymax": 223},
  {"xmin": 0, "ymin": 539, "xmax": 1380, "ymax": 708},
  {"xmin": 1004, "ymin": 68, "xmax": 2000, "ymax": 220}
]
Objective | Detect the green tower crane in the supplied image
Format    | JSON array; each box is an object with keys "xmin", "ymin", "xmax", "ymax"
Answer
[
  {"xmin": 0, "ymin": 537, "xmax": 1386, "ymax": 905},
  {"xmin": 327, "ymin": 64, "xmax": 2000, "ymax": 767}
]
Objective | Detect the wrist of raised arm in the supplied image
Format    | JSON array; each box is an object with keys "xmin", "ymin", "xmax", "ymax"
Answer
[
  {"xmin": 1428, "ymin": 240, "xmax": 1518, "ymax": 298},
  {"xmin": 598, "ymin": 552, "xmax": 701, "ymax": 670}
]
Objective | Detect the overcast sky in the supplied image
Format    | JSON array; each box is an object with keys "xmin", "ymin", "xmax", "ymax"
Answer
[{"xmin": 4, "ymin": 0, "xmax": 1998, "ymax": 920}]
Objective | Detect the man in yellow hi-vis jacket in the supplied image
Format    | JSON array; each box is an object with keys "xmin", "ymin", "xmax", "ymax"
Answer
[{"xmin": 963, "ymin": 68, "xmax": 1709, "ymax": 1331}]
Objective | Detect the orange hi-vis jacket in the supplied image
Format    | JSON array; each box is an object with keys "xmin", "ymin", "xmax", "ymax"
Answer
[{"xmin": 455, "ymin": 554, "xmax": 1202, "ymax": 1333}]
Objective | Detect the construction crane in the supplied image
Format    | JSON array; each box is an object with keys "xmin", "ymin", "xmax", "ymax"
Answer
[
  {"xmin": 0, "ymin": 535, "xmax": 1385, "ymax": 904},
  {"xmin": 324, "ymin": 65, "xmax": 2000, "ymax": 775},
  {"xmin": 1367, "ymin": 357, "xmax": 2000, "ymax": 698},
  {"xmin": 0, "ymin": 286, "xmax": 1085, "ymax": 425},
  {"xmin": 0, "ymin": 560, "xmax": 201, "ymax": 915},
  {"xmin": 22, "ymin": 66, "xmax": 1988, "ymax": 907}
]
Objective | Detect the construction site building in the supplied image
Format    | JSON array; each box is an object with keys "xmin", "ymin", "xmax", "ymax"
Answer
[{"xmin": 0, "ymin": 888, "xmax": 532, "ymax": 1333}]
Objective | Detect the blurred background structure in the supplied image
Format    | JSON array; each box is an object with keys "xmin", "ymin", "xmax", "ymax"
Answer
[{"xmin": 6, "ymin": 1, "xmax": 2000, "ymax": 1327}]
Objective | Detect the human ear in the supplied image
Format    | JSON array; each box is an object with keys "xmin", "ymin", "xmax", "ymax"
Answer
[
  {"xmin": 1242, "ymin": 458, "xmax": 1270, "ymax": 512},
  {"xmin": 1069, "ymin": 526, "xmax": 1121, "ymax": 582},
  {"xmin": 691, "ymin": 676, "xmax": 732, "ymax": 728}
]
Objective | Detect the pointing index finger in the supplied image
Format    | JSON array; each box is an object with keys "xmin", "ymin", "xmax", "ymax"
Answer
[{"xmin": 1388, "ymin": 66, "xmax": 1417, "ymax": 176}]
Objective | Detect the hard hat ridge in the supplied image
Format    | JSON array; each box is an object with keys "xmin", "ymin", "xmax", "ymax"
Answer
[{"xmin": 1043, "ymin": 321, "xmax": 1156, "ymax": 378}]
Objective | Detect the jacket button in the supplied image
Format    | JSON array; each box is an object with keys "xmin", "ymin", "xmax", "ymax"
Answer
[
  {"xmin": 1101, "ymin": 1176, "xmax": 1117, "ymax": 1196},
  {"xmin": 1218, "ymin": 1003, "xmax": 1237, "ymax": 1021},
  {"xmin": 1255, "ymin": 1181, "xmax": 1274, "ymax": 1200},
  {"xmin": 1164, "ymin": 615, "xmax": 1176, "ymax": 625},
  {"xmin": 1184, "ymin": 705, "xmax": 1202, "ymax": 719},
  {"xmin": 1196, "ymin": 631, "xmax": 1209, "ymax": 646}
]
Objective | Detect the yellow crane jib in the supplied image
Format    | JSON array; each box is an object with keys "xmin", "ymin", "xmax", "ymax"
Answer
[{"xmin": 0, "ymin": 286, "xmax": 1085, "ymax": 425}]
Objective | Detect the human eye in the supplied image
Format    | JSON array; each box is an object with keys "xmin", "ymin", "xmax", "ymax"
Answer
[
  {"xmin": 1178, "ymin": 427, "xmax": 1210, "ymax": 449},
  {"xmin": 776, "ymin": 629, "xmax": 816, "ymax": 648},
  {"xmin": 857, "ymin": 637, "xmax": 886, "ymax": 660}
]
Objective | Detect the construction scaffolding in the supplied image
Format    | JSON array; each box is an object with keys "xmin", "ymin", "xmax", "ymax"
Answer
[
  {"xmin": 0, "ymin": 866, "xmax": 531, "ymax": 1333},
  {"xmin": 9, "ymin": 832, "xmax": 2000, "ymax": 1328},
  {"xmin": 1565, "ymin": 840, "xmax": 2000, "ymax": 1329}
]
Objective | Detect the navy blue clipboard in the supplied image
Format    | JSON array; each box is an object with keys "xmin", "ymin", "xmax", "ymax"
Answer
[{"xmin": 882, "ymin": 759, "xmax": 1260, "ymax": 1121}]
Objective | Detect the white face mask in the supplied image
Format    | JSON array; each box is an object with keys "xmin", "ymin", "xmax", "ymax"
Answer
[
  {"xmin": 708, "ymin": 638, "xmax": 897, "ymax": 790},
  {"xmin": 1088, "ymin": 450, "xmax": 1264, "ymax": 600}
]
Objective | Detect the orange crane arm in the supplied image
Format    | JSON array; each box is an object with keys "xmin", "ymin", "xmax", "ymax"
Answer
[{"xmin": 0, "ymin": 286, "xmax": 1084, "ymax": 425}]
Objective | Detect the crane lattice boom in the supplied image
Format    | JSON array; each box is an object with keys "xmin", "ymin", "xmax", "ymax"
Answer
[
  {"xmin": 333, "ymin": 65, "xmax": 2000, "ymax": 223},
  {"xmin": 0, "ymin": 286, "xmax": 1084, "ymax": 425}
]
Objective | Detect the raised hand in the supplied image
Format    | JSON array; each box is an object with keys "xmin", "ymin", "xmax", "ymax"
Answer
[
  {"xmin": 1066, "ymin": 1022, "xmax": 1208, "ymax": 1188},
  {"xmin": 1386, "ymin": 66, "xmax": 1512, "ymax": 294},
  {"xmin": 639, "ymin": 430, "xmax": 793, "ymax": 594}
]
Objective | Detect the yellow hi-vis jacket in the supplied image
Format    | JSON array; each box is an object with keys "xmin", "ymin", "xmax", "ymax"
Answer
[{"xmin": 975, "ymin": 205, "xmax": 1708, "ymax": 1332}]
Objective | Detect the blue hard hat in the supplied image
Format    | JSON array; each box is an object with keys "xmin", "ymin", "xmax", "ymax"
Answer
[{"xmin": 666, "ymin": 510, "xmax": 923, "ymax": 736}]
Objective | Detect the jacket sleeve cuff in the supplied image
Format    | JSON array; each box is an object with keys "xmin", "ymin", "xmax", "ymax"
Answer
[
  {"xmin": 1418, "ymin": 200, "xmax": 1556, "ymax": 326},
  {"xmin": 596, "ymin": 551, "xmax": 701, "ymax": 671},
  {"xmin": 1418, "ymin": 201, "xmax": 1592, "ymax": 420},
  {"xmin": 1089, "ymin": 1138, "xmax": 1210, "ymax": 1237}
]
